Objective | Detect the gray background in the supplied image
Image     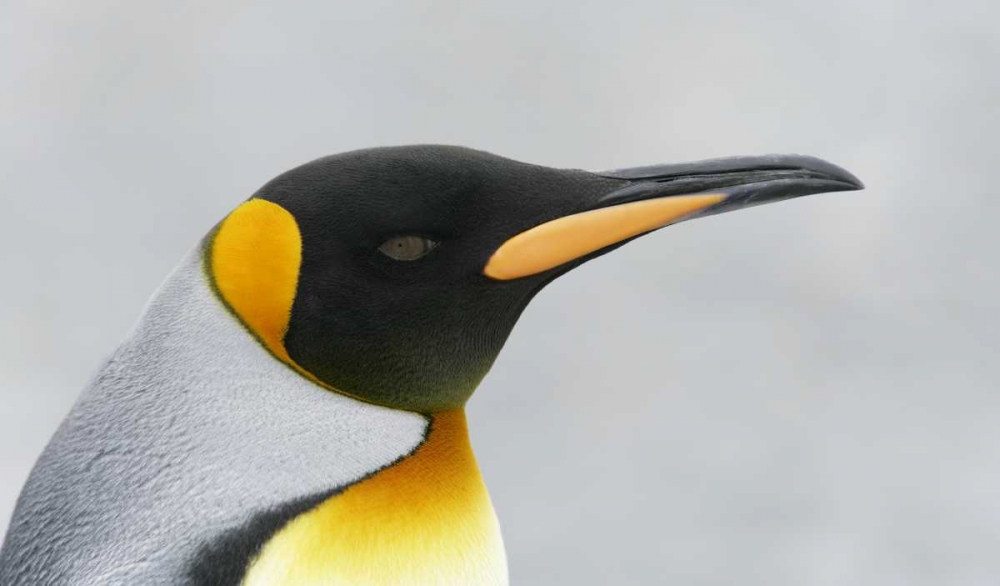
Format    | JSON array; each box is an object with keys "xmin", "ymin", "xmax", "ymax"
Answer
[{"xmin": 2, "ymin": 2, "xmax": 998, "ymax": 584}]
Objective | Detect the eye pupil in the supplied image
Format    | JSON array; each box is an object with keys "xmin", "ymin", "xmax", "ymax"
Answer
[{"xmin": 378, "ymin": 235, "xmax": 439, "ymax": 261}]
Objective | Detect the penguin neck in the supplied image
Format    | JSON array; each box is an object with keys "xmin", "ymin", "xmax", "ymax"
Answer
[{"xmin": 242, "ymin": 408, "xmax": 508, "ymax": 585}]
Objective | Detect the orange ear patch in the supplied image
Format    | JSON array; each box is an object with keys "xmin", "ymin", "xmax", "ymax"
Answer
[{"xmin": 209, "ymin": 199, "xmax": 302, "ymax": 364}]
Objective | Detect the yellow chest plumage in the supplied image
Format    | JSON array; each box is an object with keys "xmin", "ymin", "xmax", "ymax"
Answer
[{"xmin": 241, "ymin": 410, "xmax": 508, "ymax": 586}]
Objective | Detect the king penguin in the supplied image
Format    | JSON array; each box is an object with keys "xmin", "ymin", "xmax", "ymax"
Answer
[{"xmin": 0, "ymin": 145, "xmax": 862, "ymax": 585}]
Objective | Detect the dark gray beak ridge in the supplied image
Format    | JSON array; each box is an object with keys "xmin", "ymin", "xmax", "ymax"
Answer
[{"xmin": 594, "ymin": 154, "xmax": 864, "ymax": 216}]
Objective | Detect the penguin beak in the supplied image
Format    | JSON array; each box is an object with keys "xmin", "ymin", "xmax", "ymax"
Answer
[{"xmin": 483, "ymin": 154, "xmax": 864, "ymax": 281}]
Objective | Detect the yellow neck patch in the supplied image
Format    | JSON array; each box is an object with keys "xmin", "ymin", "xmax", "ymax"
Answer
[{"xmin": 241, "ymin": 410, "xmax": 508, "ymax": 586}]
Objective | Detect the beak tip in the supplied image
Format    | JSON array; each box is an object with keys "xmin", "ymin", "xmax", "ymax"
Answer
[
  {"xmin": 778, "ymin": 154, "xmax": 865, "ymax": 192},
  {"xmin": 815, "ymin": 158, "xmax": 864, "ymax": 192}
]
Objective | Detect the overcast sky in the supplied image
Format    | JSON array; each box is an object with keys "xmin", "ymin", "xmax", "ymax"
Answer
[{"xmin": 2, "ymin": 2, "xmax": 998, "ymax": 584}]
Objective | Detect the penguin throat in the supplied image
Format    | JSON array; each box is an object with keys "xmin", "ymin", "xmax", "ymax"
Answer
[{"xmin": 241, "ymin": 410, "xmax": 508, "ymax": 585}]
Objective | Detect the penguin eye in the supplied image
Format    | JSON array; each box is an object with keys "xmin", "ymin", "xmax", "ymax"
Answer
[{"xmin": 378, "ymin": 235, "xmax": 440, "ymax": 261}]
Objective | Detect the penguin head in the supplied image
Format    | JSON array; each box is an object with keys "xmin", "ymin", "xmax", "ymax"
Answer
[{"xmin": 207, "ymin": 145, "xmax": 862, "ymax": 412}]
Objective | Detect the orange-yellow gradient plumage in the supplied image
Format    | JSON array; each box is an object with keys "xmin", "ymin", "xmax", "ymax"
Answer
[{"xmin": 241, "ymin": 410, "xmax": 508, "ymax": 586}]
